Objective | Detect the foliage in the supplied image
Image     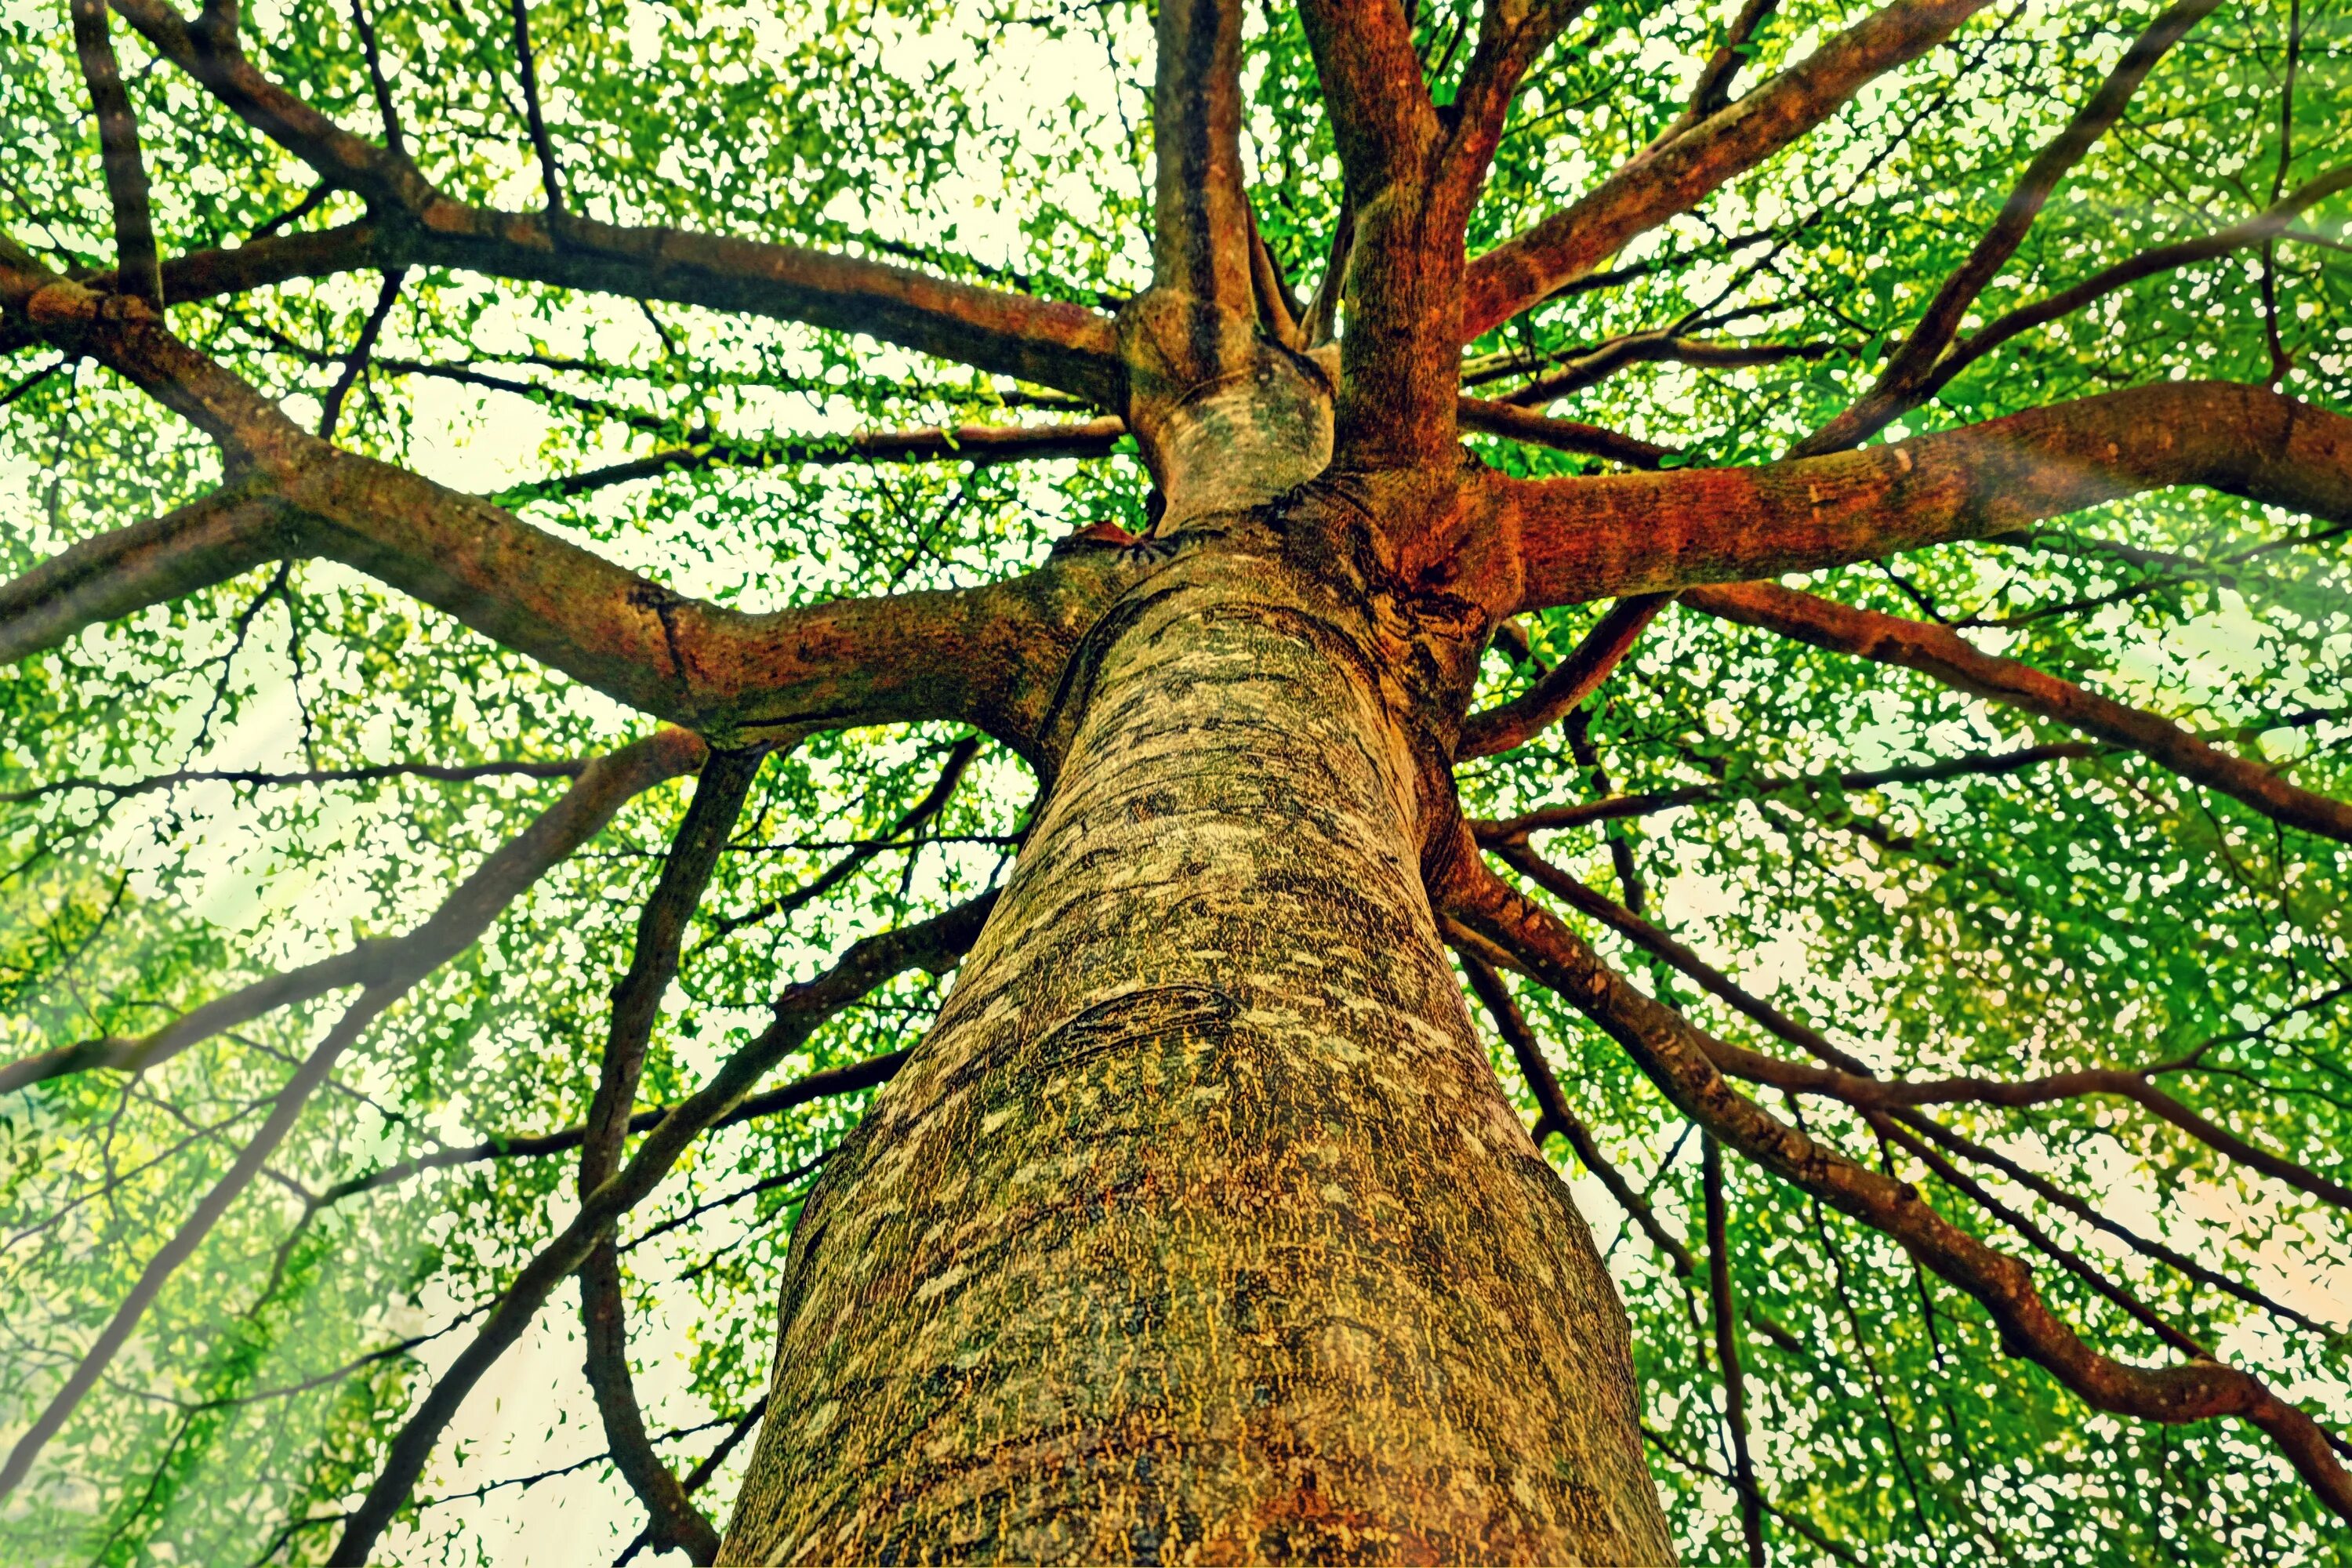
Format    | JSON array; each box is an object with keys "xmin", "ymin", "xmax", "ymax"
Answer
[{"xmin": 0, "ymin": 0, "xmax": 2347, "ymax": 1563}]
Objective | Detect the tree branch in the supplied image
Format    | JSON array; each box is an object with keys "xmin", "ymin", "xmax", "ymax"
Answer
[
  {"xmin": 1903, "ymin": 163, "xmax": 2352, "ymax": 416},
  {"xmin": 0, "ymin": 731, "xmax": 696, "ymax": 1504},
  {"xmin": 1457, "ymin": 946, "xmax": 1697, "ymax": 1274},
  {"xmin": 0, "ymin": 731, "xmax": 699, "ymax": 1097},
  {"xmin": 1703, "ymin": 1136, "xmax": 1767, "ymax": 1568},
  {"xmin": 1795, "ymin": 0, "xmax": 2222, "ymax": 456},
  {"xmin": 1475, "ymin": 739, "xmax": 2098, "ymax": 838},
  {"xmin": 1681, "ymin": 579, "xmax": 2352, "ymax": 844},
  {"xmin": 576, "ymin": 747, "xmax": 768, "ymax": 1564},
  {"xmin": 1490, "ymin": 382, "xmax": 2352, "ymax": 612},
  {"xmin": 1483, "ymin": 329, "xmax": 1840, "ymax": 407},
  {"xmin": 506, "ymin": 0, "xmax": 565, "ymax": 216},
  {"xmin": 1460, "ymin": 0, "xmax": 1993, "ymax": 341},
  {"xmin": 1676, "ymin": 0, "xmax": 1782, "ymax": 134},
  {"xmin": 328, "ymin": 893, "xmax": 997, "ymax": 1564},
  {"xmin": 105, "ymin": 0, "xmax": 1124, "ymax": 403},
  {"xmin": 312, "ymin": 1050, "xmax": 909, "ymax": 1210},
  {"xmin": 71, "ymin": 0, "xmax": 163, "ymax": 308},
  {"xmin": 1486, "ymin": 838, "xmax": 2352, "ymax": 1216},
  {"xmin": 499, "ymin": 416, "xmax": 1128, "ymax": 504},
  {"xmin": 0, "ymin": 756, "xmax": 585, "ymax": 808},
  {"xmin": 1433, "ymin": 840, "xmax": 2352, "ymax": 1523},
  {"xmin": 1149, "ymin": 0, "xmax": 1253, "ymax": 323},
  {"xmin": 1458, "ymin": 592, "xmax": 1669, "ymax": 756},
  {"xmin": 1456, "ymin": 396, "xmax": 1674, "ymax": 467},
  {"xmin": 0, "ymin": 270, "xmax": 1174, "ymax": 755},
  {"xmin": 317, "ymin": 267, "xmax": 405, "ymax": 441},
  {"xmin": 1892, "ymin": 1109, "xmax": 2347, "ymax": 1345}
]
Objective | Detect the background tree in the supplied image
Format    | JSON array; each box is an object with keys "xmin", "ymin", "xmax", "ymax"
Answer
[{"xmin": 0, "ymin": 0, "xmax": 2348, "ymax": 1560}]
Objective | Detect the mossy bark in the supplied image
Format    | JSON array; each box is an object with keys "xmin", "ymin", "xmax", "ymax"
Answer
[{"xmin": 720, "ymin": 507, "xmax": 1671, "ymax": 1564}]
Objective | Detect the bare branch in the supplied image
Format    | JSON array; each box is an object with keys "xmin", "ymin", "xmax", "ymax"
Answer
[
  {"xmin": 1873, "ymin": 1114, "xmax": 2210, "ymax": 1360},
  {"xmin": 0, "ymin": 732, "xmax": 697, "ymax": 1504},
  {"xmin": 314, "ymin": 1049, "xmax": 909, "ymax": 1210},
  {"xmin": 1489, "ymin": 838, "xmax": 2352, "ymax": 1216},
  {"xmin": 1483, "ymin": 330, "xmax": 1841, "ymax": 407},
  {"xmin": 0, "ymin": 731, "xmax": 699, "ymax": 1096},
  {"xmin": 1489, "ymin": 382, "xmax": 2352, "ymax": 611},
  {"xmin": 346, "ymin": 0, "xmax": 402, "ymax": 154},
  {"xmin": 1475, "ymin": 740, "xmax": 2098, "ymax": 837},
  {"xmin": 577, "ymin": 746, "xmax": 769, "ymax": 1564},
  {"xmin": 1488, "ymin": 840, "xmax": 1872, "ymax": 1076},
  {"xmin": 71, "ymin": 0, "xmax": 163, "ymax": 307},
  {"xmin": 1456, "ymin": 396, "xmax": 1674, "ymax": 467},
  {"xmin": 1795, "ymin": 0, "xmax": 2223, "ymax": 456},
  {"xmin": 1459, "ymin": 592, "xmax": 1669, "ymax": 757},
  {"xmin": 1682, "ymin": 580, "xmax": 2352, "ymax": 844},
  {"xmin": 0, "ymin": 757, "xmax": 585, "ymax": 808},
  {"xmin": 1457, "ymin": 946, "xmax": 1697, "ymax": 1275},
  {"xmin": 501, "ymin": 416, "xmax": 1128, "ymax": 504},
  {"xmin": 1434, "ymin": 841, "xmax": 2352, "ymax": 1522},
  {"xmin": 1907, "ymin": 163, "xmax": 2352, "ymax": 414},
  {"xmin": 1461, "ymin": 0, "xmax": 1994, "ymax": 342},
  {"xmin": 1892, "ymin": 1109, "xmax": 2347, "ymax": 1345},
  {"xmin": 317, "ymin": 267, "xmax": 405, "ymax": 441},
  {"xmin": 330, "ymin": 894, "xmax": 998, "ymax": 1563},
  {"xmin": 505, "ymin": 0, "xmax": 565, "ymax": 216},
  {"xmin": 1703, "ymin": 1136, "xmax": 1767, "ymax": 1568},
  {"xmin": 1677, "ymin": 0, "xmax": 1782, "ymax": 133}
]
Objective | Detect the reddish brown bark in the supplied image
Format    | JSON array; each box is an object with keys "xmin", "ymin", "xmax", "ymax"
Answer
[{"xmin": 1459, "ymin": 0, "xmax": 1994, "ymax": 341}]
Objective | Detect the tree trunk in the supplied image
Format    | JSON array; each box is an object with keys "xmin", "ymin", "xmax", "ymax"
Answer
[{"xmin": 720, "ymin": 503, "xmax": 1673, "ymax": 1563}]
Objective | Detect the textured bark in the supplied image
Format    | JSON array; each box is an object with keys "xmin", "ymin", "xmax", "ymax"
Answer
[{"xmin": 720, "ymin": 510, "xmax": 1672, "ymax": 1563}]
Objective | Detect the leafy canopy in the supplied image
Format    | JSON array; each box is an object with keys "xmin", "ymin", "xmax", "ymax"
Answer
[{"xmin": 0, "ymin": 0, "xmax": 2347, "ymax": 1563}]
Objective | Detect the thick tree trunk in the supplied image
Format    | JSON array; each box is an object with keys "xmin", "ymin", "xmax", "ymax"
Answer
[{"xmin": 720, "ymin": 508, "xmax": 1673, "ymax": 1563}]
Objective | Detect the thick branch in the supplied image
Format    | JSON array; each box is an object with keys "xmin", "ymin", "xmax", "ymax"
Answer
[
  {"xmin": 1461, "ymin": 0, "xmax": 1993, "ymax": 341},
  {"xmin": 1682, "ymin": 580, "xmax": 2352, "ymax": 845},
  {"xmin": 71, "ymin": 0, "xmax": 163, "ymax": 307},
  {"xmin": 1796, "ymin": 0, "xmax": 2221, "ymax": 456},
  {"xmin": 1435, "ymin": 844, "xmax": 2352, "ymax": 1522},
  {"xmin": 107, "ymin": 0, "xmax": 1123, "ymax": 403},
  {"xmin": 0, "ymin": 735, "xmax": 691, "ymax": 1503},
  {"xmin": 329, "ymin": 894, "xmax": 996, "ymax": 1564},
  {"xmin": 1149, "ymin": 0, "xmax": 1252, "ymax": 318},
  {"xmin": 1491, "ymin": 382, "xmax": 2352, "ymax": 611},
  {"xmin": 0, "ymin": 731, "xmax": 702, "ymax": 1095},
  {"xmin": 1295, "ymin": 0, "xmax": 1457, "ymax": 464},
  {"xmin": 0, "ymin": 274, "xmax": 1171, "ymax": 754}
]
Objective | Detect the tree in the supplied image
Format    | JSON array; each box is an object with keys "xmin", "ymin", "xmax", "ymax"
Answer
[{"xmin": 0, "ymin": 0, "xmax": 2347, "ymax": 1558}]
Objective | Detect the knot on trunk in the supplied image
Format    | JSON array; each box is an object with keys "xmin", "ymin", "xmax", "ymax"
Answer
[{"xmin": 1118, "ymin": 288, "xmax": 1332, "ymax": 528}]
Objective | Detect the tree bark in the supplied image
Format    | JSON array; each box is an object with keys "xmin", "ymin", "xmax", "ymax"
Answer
[{"xmin": 720, "ymin": 511, "xmax": 1672, "ymax": 1563}]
